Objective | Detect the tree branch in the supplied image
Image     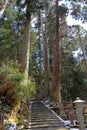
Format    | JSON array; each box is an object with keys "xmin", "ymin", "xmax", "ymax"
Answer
[{"xmin": 0, "ymin": 0, "xmax": 8, "ymax": 18}]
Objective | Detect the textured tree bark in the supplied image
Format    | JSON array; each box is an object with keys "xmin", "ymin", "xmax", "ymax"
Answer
[
  {"xmin": 40, "ymin": 10, "xmax": 50, "ymax": 96},
  {"xmin": 21, "ymin": 15, "xmax": 31, "ymax": 82},
  {"xmin": 53, "ymin": 0, "xmax": 61, "ymax": 102}
]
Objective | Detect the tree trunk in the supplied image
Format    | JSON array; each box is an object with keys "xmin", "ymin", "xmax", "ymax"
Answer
[
  {"xmin": 77, "ymin": 26, "xmax": 87, "ymax": 74},
  {"xmin": 21, "ymin": 16, "xmax": 31, "ymax": 82},
  {"xmin": 53, "ymin": 0, "xmax": 61, "ymax": 102},
  {"xmin": 40, "ymin": 10, "xmax": 50, "ymax": 96}
]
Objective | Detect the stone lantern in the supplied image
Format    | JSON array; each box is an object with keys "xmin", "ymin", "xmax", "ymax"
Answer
[{"xmin": 73, "ymin": 97, "xmax": 85, "ymax": 130}]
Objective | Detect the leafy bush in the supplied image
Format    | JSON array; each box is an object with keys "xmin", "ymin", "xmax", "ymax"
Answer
[
  {"xmin": 0, "ymin": 61, "xmax": 25, "ymax": 106},
  {"xmin": 28, "ymin": 78, "xmax": 36, "ymax": 97}
]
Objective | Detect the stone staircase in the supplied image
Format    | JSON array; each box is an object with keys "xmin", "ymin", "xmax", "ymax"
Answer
[{"xmin": 25, "ymin": 101, "xmax": 69, "ymax": 130}]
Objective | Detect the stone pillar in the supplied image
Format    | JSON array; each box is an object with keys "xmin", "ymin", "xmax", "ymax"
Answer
[{"xmin": 73, "ymin": 97, "xmax": 85, "ymax": 130}]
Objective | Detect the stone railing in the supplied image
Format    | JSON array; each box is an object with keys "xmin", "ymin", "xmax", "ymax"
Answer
[{"xmin": 59, "ymin": 98, "xmax": 87, "ymax": 129}]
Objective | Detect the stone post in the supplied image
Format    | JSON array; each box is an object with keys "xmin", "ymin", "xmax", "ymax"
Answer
[{"xmin": 73, "ymin": 97, "xmax": 85, "ymax": 130}]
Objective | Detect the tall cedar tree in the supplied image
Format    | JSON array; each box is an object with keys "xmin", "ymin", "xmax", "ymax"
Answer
[
  {"xmin": 40, "ymin": 9, "xmax": 50, "ymax": 96},
  {"xmin": 20, "ymin": 1, "xmax": 31, "ymax": 83},
  {"xmin": 53, "ymin": 0, "xmax": 61, "ymax": 102}
]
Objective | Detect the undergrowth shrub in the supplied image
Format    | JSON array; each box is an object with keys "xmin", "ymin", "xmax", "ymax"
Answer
[
  {"xmin": 0, "ymin": 61, "xmax": 31, "ymax": 126},
  {"xmin": 0, "ymin": 61, "xmax": 25, "ymax": 107}
]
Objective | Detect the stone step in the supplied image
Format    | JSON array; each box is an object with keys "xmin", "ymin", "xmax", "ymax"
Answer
[{"xmin": 28, "ymin": 101, "xmax": 67, "ymax": 130}]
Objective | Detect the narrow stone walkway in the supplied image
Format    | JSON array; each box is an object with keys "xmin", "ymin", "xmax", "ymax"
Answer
[{"xmin": 25, "ymin": 101, "xmax": 69, "ymax": 130}]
